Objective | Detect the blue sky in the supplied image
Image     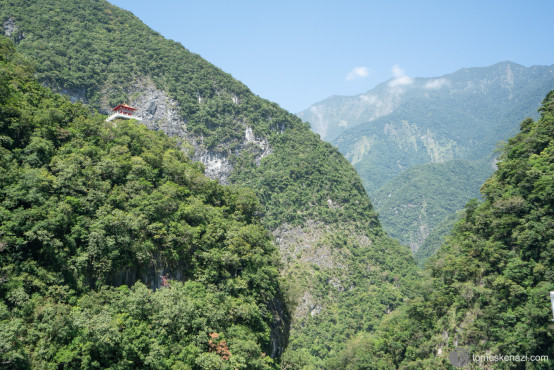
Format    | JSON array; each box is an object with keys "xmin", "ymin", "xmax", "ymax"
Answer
[{"xmin": 108, "ymin": 0, "xmax": 554, "ymax": 113}]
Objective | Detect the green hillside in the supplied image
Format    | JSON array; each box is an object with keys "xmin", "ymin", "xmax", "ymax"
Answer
[
  {"xmin": 413, "ymin": 210, "xmax": 460, "ymax": 265},
  {"xmin": 0, "ymin": 37, "xmax": 286, "ymax": 368},
  {"xmin": 328, "ymin": 92, "xmax": 554, "ymax": 369},
  {"xmin": 372, "ymin": 158, "xmax": 493, "ymax": 258},
  {"xmin": 0, "ymin": 1, "xmax": 419, "ymax": 366}
]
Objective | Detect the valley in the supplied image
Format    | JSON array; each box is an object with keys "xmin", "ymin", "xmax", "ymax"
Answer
[{"xmin": 299, "ymin": 62, "xmax": 554, "ymax": 258}]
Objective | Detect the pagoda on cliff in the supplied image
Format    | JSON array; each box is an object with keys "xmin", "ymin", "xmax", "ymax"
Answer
[{"xmin": 106, "ymin": 103, "xmax": 142, "ymax": 122}]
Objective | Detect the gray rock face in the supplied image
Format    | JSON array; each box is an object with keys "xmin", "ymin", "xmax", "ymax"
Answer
[
  {"xmin": 193, "ymin": 147, "xmax": 234, "ymax": 184},
  {"xmin": 127, "ymin": 79, "xmax": 187, "ymax": 139},
  {"xmin": 2, "ymin": 17, "xmax": 24, "ymax": 42},
  {"xmin": 60, "ymin": 87, "xmax": 87, "ymax": 104},
  {"xmin": 267, "ymin": 297, "xmax": 290, "ymax": 359},
  {"xmin": 3, "ymin": 17, "xmax": 17, "ymax": 36},
  {"xmin": 99, "ymin": 78, "xmax": 272, "ymax": 185},
  {"xmin": 109, "ymin": 258, "xmax": 186, "ymax": 291},
  {"xmin": 189, "ymin": 127, "xmax": 271, "ymax": 185}
]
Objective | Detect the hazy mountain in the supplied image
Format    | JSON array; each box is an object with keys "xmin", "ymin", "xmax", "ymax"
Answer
[
  {"xmin": 0, "ymin": 1, "xmax": 418, "ymax": 365},
  {"xmin": 299, "ymin": 62, "xmax": 554, "ymax": 257},
  {"xmin": 299, "ymin": 62, "xmax": 554, "ymax": 145}
]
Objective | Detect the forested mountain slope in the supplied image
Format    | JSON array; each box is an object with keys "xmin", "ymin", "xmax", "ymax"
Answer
[
  {"xmin": 330, "ymin": 62, "xmax": 554, "ymax": 193},
  {"xmin": 328, "ymin": 92, "xmax": 554, "ymax": 369},
  {"xmin": 299, "ymin": 62, "xmax": 554, "ymax": 260},
  {"xmin": 0, "ymin": 1, "xmax": 419, "ymax": 365},
  {"xmin": 0, "ymin": 37, "xmax": 286, "ymax": 368},
  {"xmin": 373, "ymin": 157, "xmax": 492, "ymax": 258}
]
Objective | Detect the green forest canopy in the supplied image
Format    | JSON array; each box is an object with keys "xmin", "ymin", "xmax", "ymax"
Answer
[{"xmin": 0, "ymin": 37, "xmax": 287, "ymax": 369}]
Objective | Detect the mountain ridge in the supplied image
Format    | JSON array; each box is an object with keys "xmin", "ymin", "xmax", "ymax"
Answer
[
  {"xmin": 298, "ymin": 61, "xmax": 554, "ymax": 142},
  {"xmin": 0, "ymin": 1, "xmax": 419, "ymax": 365},
  {"xmin": 298, "ymin": 60, "xmax": 554, "ymax": 259}
]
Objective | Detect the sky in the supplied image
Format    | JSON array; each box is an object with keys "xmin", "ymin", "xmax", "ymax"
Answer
[{"xmin": 108, "ymin": 0, "xmax": 554, "ymax": 113}]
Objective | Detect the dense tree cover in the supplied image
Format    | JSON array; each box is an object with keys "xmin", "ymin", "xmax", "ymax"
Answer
[
  {"xmin": 0, "ymin": 38, "xmax": 287, "ymax": 368},
  {"xmin": 328, "ymin": 92, "xmax": 554, "ymax": 369},
  {"xmin": 413, "ymin": 210, "xmax": 460, "ymax": 265},
  {"xmin": 1, "ymin": 1, "xmax": 423, "ymax": 365},
  {"xmin": 373, "ymin": 158, "xmax": 493, "ymax": 261}
]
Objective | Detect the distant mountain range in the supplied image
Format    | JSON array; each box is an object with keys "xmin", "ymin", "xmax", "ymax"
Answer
[{"xmin": 298, "ymin": 62, "xmax": 554, "ymax": 256}]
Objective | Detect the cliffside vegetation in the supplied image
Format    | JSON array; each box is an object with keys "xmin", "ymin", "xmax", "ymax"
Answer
[
  {"xmin": 1, "ymin": 0, "xmax": 421, "ymax": 366},
  {"xmin": 328, "ymin": 92, "xmax": 554, "ymax": 368},
  {"xmin": 0, "ymin": 37, "xmax": 286, "ymax": 368},
  {"xmin": 373, "ymin": 158, "xmax": 492, "ymax": 259}
]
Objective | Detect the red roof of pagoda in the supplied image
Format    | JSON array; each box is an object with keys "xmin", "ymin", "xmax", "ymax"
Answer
[{"xmin": 112, "ymin": 103, "xmax": 137, "ymax": 111}]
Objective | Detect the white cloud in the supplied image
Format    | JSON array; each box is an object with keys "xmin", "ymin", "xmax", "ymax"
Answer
[
  {"xmin": 425, "ymin": 78, "xmax": 450, "ymax": 90},
  {"xmin": 360, "ymin": 94, "xmax": 378, "ymax": 104},
  {"xmin": 392, "ymin": 65, "xmax": 405, "ymax": 78},
  {"xmin": 346, "ymin": 66, "xmax": 370, "ymax": 81},
  {"xmin": 388, "ymin": 65, "xmax": 414, "ymax": 88}
]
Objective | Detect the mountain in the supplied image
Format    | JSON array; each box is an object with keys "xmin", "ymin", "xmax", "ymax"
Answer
[
  {"xmin": 327, "ymin": 91, "xmax": 554, "ymax": 368},
  {"xmin": 299, "ymin": 62, "xmax": 554, "ymax": 258},
  {"xmin": 299, "ymin": 62, "xmax": 554, "ymax": 145},
  {"xmin": 0, "ymin": 38, "xmax": 285, "ymax": 368},
  {"xmin": 0, "ymin": 1, "xmax": 419, "ymax": 366}
]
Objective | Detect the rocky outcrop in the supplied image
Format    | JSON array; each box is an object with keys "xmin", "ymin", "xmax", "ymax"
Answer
[
  {"xmin": 3, "ymin": 17, "xmax": 17, "ymax": 36},
  {"xmin": 98, "ymin": 78, "xmax": 272, "ymax": 185},
  {"xmin": 267, "ymin": 297, "xmax": 290, "ymax": 359},
  {"xmin": 126, "ymin": 79, "xmax": 187, "ymax": 139},
  {"xmin": 2, "ymin": 17, "xmax": 25, "ymax": 42},
  {"xmin": 60, "ymin": 87, "xmax": 88, "ymax": 104},
  {"xmin": 109, "ymin": 258, "xmax": 187, "ymax": 291},
  {"xmin": 272, "ymin": 220, "xmax": 377, "ymax": 325}
]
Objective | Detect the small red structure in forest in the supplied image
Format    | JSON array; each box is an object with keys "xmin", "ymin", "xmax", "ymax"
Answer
[
  {"xmin": 106, "ymin": 102, "xmax": 142, "ymax": 122},
  {"xmin": 112, "ymin": 103, "xmax": 137, "ymax": 116}
]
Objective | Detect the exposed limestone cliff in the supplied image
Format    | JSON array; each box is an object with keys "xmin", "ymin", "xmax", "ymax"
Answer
[
  {"xmin": 98, "ymin": 78, "xmax": 272, "ymax": 185},
  {"xmin": 3, "ymin": 17, "xmax": 25, "ymax": 42}
]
